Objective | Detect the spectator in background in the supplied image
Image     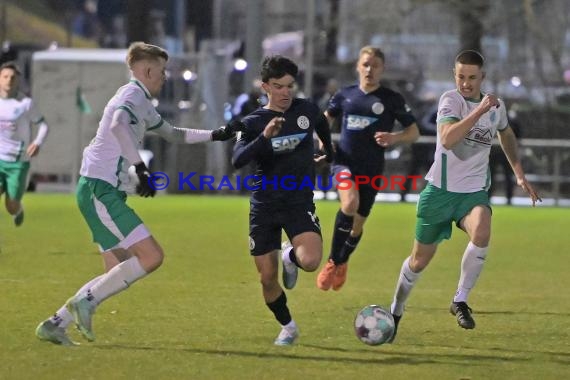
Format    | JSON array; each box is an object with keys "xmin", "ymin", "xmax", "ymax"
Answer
[
  {"xmin": 97, "ymin": 0, "xmax": 127, "ymax": 47},
  {"xmin": 314, "ymin": 78, "xmax": 340, "ymax": 199},
  {"xmin": 148, "ymin": 10, "xmax": 167, "ymax": 49},
  {"xmin": 400, "ymin": 104, "xmax": 438, "ymax": 202},
  {"xmin": 233, "ymin": 79, "xmax": 266, "ymax": 119},
  {"xmin": 231, "ymin": 79, "xmax": 266, "ymax": 193},
  {"xmin": 315, "ymin": 78, "xmax": 339, "ymax": 112},
  {"xmin": 100, "ymin": 15, "xmax": 128, "ymax": 48},
  {"xmin": 72, "ymin": 0, "xmax": 101, "ymax": 40},
  {"xmin": 488, "ymin": 106, "xmax": 522, "ymax": 205}
]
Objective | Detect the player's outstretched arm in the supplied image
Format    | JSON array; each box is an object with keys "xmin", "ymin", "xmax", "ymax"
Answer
[
  {"xmin": 151, "ymin": 120, "xmax": 211, "ymax": 143},
  {"xmin": 211, "ymin": 120, "xmax": 246, "ymax": 141},
  {"xmin": 152, "ymin": 120, "xmax": 246, "ymax": 143},
  {"xmin": 498, "ymin": 127, "xmax": 542, "ymax": 206}
]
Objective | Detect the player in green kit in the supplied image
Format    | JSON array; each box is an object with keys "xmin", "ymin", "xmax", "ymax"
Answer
[
  {"xmin": 388, "ymin": 50, "xmax": 541, "ymax": 342},
  {"xmin": 35, "ymin": 42, "xmax": 241, "ymax": 345},
  {"xmin": 0, "ymin": 61, "xmax": 49, "ymax": 227}
]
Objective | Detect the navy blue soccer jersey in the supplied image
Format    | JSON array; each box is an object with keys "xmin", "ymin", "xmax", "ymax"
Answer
[
  {"xmin": 327, "ymin": 84, "xmax": 416, "ymax": 175},
  {"xmin": 232, "ymin": 98, "xmax": 327, "ymax": 207}
]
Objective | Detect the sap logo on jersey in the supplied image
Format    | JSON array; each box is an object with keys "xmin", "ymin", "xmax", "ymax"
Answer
[
  {"xmin": 346, "ymin": 114, "xmax": 377, "ymax": 130},
  {"xmin": 271, "ymin": 133, "xmax": 307, "ymax": 153}
]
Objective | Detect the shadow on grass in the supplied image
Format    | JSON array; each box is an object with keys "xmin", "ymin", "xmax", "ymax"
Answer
[
  {"xmin": 301, "ymin": 343, "xmax": 530, "ymax": 363},
  {"xmin": 90, "ymin": 343, "xmax": 528, "ymax": 367},
  {"xmin": 473, "ymin": 309, "xmax": 570, "ymax": 317},
  {"xmin": 404, "ymin": 342, "xmax": 570, "ymax": 359},
  {"xmin": 348, "ymin": 305, "xmax": 570, "ymax": 318}
]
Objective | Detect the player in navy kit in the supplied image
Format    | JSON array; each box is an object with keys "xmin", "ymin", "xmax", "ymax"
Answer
[
  {"xmin": 232, "ymin": 55, "xmax": 333, "ymax": 345},
  {"xmin": 316, "ymin": 46, "xmax": 420, "ymax": 291}
]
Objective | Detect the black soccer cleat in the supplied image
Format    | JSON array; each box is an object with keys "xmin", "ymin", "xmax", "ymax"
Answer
[
  {"xmin": 387, "ymin": 314, "xmax": 402, "ymax": 344},
  {"xmin": 450, "ymin": 301, "xmax": 475, "ymax": 329}
]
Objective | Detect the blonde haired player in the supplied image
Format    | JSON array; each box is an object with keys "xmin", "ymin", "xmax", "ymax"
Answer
[
  {"xmin": 36, "ymin": 42, "xmax": 242, "ymax": 345},
  {"xmin": 316, "ymin": 46, "xmax": 419, "ymax": 291}
]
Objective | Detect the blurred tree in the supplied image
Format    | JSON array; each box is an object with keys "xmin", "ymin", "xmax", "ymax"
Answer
[
  {"xmin": 432, "ymin": 0, "xmax": 490, "ymax": 53},
  {"xmin": 187, "ymin": 0, "xmax": 213, "ymax": 51},
  {"xmin": 456, "ymin": 0, "xmax": 490, "ymax": 52},
  {"xmin": 325, "ymin": 0, "xmax": 340, "ymax": 58},
  {"xmin": 501, "ymin": 0, "xmax": 528, "ymax": 78},
  {"xmin": 47, "ymin": 0, "xmax": 74, "ymax": 46},
  {"xmin": 523, "ymin": 0, "xmax": 568, "ymax": 86}
]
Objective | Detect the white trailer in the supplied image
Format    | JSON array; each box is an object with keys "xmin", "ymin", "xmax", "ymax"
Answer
[{"xmin": 31, "ymin": 48, "xmax": 129, "ymax": 190}]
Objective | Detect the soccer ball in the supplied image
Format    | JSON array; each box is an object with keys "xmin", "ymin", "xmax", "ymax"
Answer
[{"xmin": 354, "ymin": 305, "xmax": 395, "ymax": 346}]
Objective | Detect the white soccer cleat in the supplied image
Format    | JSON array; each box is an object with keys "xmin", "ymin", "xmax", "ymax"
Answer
[
  {"xmin": 281, "ymin": 241, "xmax": 298, "ymax": 289},
  {"xmin": 67, "ymin": 296, "xmax": 96, "ymax": 342},
  {"xmin": 274, "ymin": 325, "xmax": 299, "ymax": 346},
  {"xmin": 35, "ymin": 320, "xmax": 79, "ymax": 346}
]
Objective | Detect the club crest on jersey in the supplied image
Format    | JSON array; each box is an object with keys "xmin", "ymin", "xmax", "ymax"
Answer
[
  {"xmin": 271, "ymin": 133, "xmax": 307, "ymax": 153},
  {"xmin": 346, "ymin": 114, "xmax": 377, "ymax": 130},
  {"xmin": 490, "ymin": 111, "xmax": 496, "ymax": 123},
  {"xmin": 297, "ymin": 115, "xmax": 310, "ymax": 129},
  {"xmin": 12, "ymin": 107, "xmax": 24, "ymax": 118},
  {"xmin": 371, "ymin": 102, "xmax": 384, "ymax": 115}
]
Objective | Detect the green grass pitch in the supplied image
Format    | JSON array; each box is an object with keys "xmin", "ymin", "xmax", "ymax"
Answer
[{"xmin": 0, "ymin": 193, "xmax": 568, "ymax": 379}]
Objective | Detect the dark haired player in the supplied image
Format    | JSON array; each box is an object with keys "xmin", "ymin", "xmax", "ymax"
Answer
[
  {"xmin": 388, "ymin": 50, "xmax": 540, "ymax": 342},
  {"xmin": 232, "ymin": 55, "xmax": 333, "ymax": 345}
]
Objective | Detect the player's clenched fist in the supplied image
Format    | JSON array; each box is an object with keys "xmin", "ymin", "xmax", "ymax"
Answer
[{"xmin": 263, "ymin": 117, "xmax": 284, "ymax": 138}]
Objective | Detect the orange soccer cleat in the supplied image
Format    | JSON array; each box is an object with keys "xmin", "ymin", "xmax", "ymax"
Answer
[
  {"xmin": 316, "ymin": 259, "xmax": 336, "ymax": 290},
  {"xmin": 332, "ymin": 262, "xmax": 348, "ymax": 291}
]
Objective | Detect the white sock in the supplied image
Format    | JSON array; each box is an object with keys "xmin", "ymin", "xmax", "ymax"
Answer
[
  {"xmin": 13, "ymin": 206, "xmax": 23, "ymax": 218},
  {"xmin": 51, "ymin": 274, "xmax": 105, "ymax": 328},
  {"xmin": 87, "ymin": 257, "xmax": 147, "ymax": 304},
  {"xmin": 282, "ymin": 245, "xmax": 294, "ymax": 266},
  {"xmin": 391, "ymin": 257, "xmax": 421, "ymax": 316},
  {"xmin": 283, "ymin": 320, "xmax": 297, "ymax": 331},
  {"xmin": 453, "ymin": 242, "xmax": 488, "ymax": 303}
]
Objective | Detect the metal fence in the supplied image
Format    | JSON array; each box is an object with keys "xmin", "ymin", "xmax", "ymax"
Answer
[{"xmin": 392, "ymin": 136, "xmax": 570, "ymax": 206}]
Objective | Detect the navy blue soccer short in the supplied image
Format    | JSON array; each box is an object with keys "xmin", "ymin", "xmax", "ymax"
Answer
[{"xmin": 249, "ymin": 203, "xmax": 322, "ymax": 256}]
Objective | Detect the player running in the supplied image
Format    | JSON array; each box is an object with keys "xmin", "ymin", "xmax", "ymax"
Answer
[
  {"xmin": 316, "ymin": 46, "xmax": 419, "ymax": 291},
  {"xmin": 388, "ymin": 50, "xmax": 541, "ymax": 342},
  {"xmin": 0, "ymin": 61, "xmax": 49, "ymax": 227},
  {"xmin": 35, "ymin": 42, "xmax": 241, "ymax": 345},
  {"xmin": 232, "ymin": 55, "xmax": 333, "ymax": 345}
]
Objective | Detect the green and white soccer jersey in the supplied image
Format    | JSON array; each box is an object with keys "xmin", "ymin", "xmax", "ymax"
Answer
[
  {"xmin": 425, "ymin": 90, "xmax": 508, "ymax": 192},
  {"xmin": 0, "ymin": 93, "xmax": 45, "ymax": 162},
  {"xmin": 79, "ymin": 79, "xmax": 163, "ymax": 191}
]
